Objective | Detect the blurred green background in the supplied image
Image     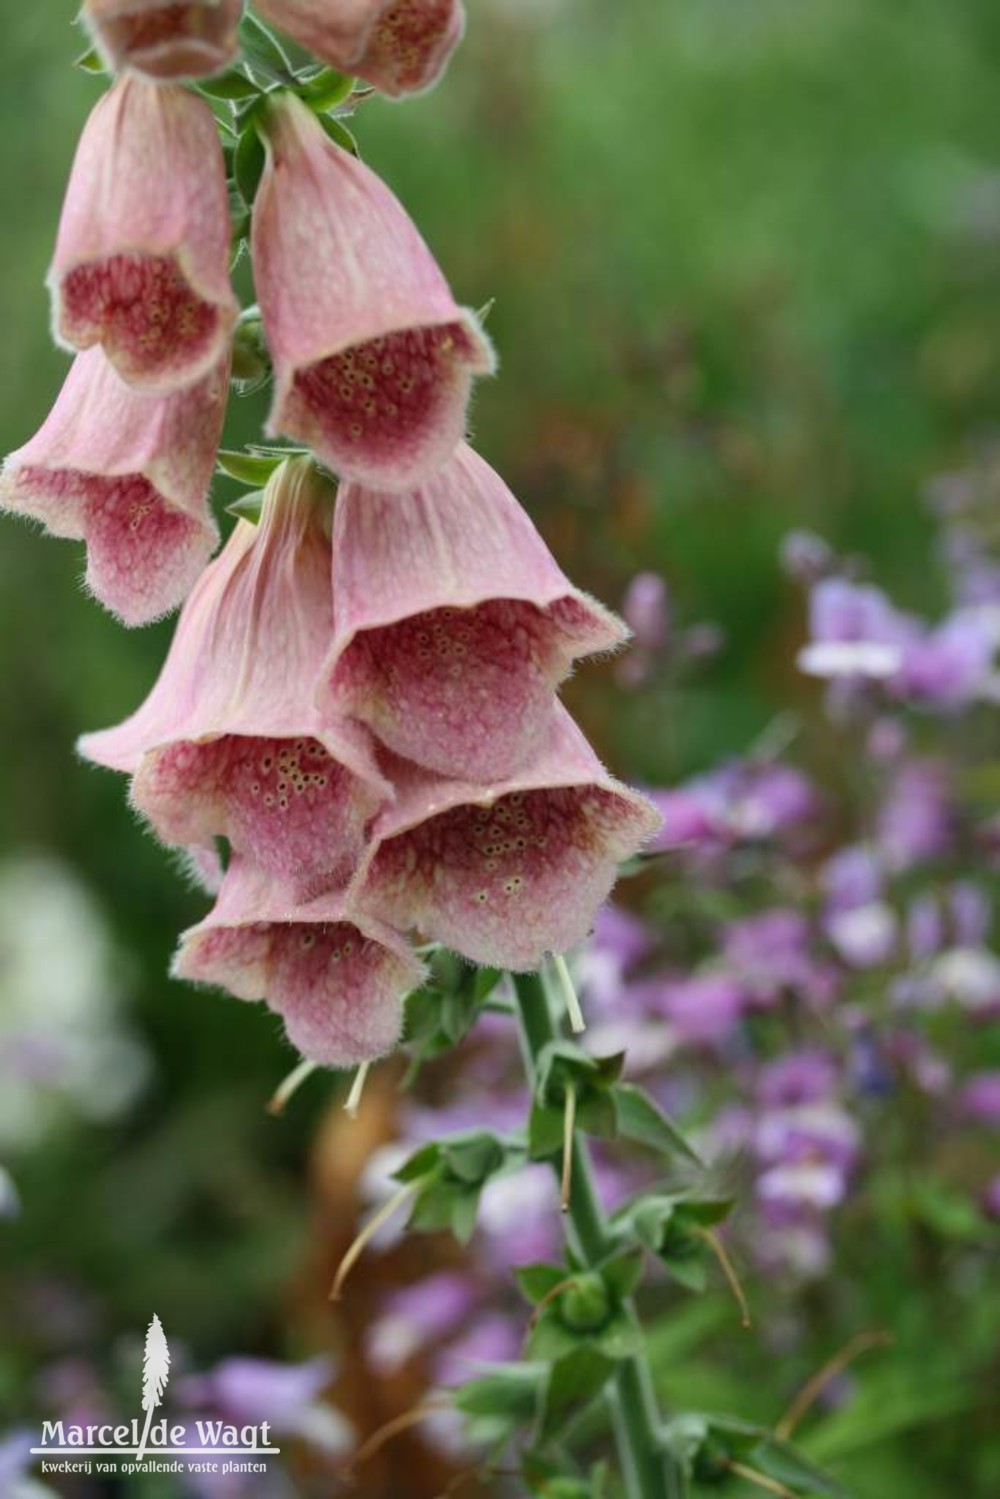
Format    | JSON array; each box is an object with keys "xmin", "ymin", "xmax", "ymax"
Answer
[{"xmin": 2, "ymin": 1, "xmax": 1000, "ymax": 1494}]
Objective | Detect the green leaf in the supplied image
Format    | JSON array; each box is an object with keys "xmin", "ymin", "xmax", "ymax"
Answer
[
  {"xmin": 225, "ymin": 490, "xmax": 264, "ymax": 523},
  {"xmin": 238, "ymin": 13, "xmax": 294, "ymax": 82},
  {"xmin": 234, "ymin": 121, "xmax": 266, "ymax": 209},
  {"xmin": 394, "ymin": 1143, "xmax": 441, "ymax": 1184},
  {"xmin": 441, "ymin": 1132, "xmax": 505, "ymax": 1186},
  {"xmin": 536, "ymin": 1348, "xmax": 615, "ymax": 1445},
  {"xmin": 613, "ymin": 1084, "xmax": 704, "ymax": 1167},
  {"xmin": 318, "ymin": 115, "xmax": 359, "ymax": 156},
  {"xmin": 753, "ymin": 1437, "xmax": 854, "ymax": 1498},
  {"xmin": 216, "ymin": 450, "xmax": 285, "ymax": 486},
  {"xmin": 600, "ymin": 1248, "xmax": 644, "ymax": 1302},
  {"xmin": 198, "ymin": 69, "xmax": 262, "ymax": 101},
  {"xmin": 528, "ymin": 1102, "xmax": 566, "ymax": 1160},
  {"xmin": 296, "ymin": 66, "xmax": 355, "ymax": 112},
  {"xmin": 74, "ymin": 46, "xmax": 107, "ymax": 75},
  {"xmin": 593, "ymin": 1308, "xmax": 642, "ymax": 1361},
  {"xmin": 516, "ymin": 1263, "xmax": 569, "ymax": 1306},
  {"xmin": 453, "ymin": 1363, "xmax": 543, "ymax": 1422}
]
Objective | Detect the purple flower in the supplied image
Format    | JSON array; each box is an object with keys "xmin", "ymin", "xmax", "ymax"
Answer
[
  {"xmin": 798, "ymin": 578, "xmax": 912, "ymax": 681},
  {"xmin": 723, "ymin": 909, "xmax": 837, "ymax": 1009},
  {"xmin": 367, "ymin": 1272, "xmax": 478, "ymax": 1375},
  {"xmin": 433, "ymin": 1314, "xmax": 522, "ymax": 1387},
  {"xmin": 877, "ymin": 760, "xmax": 956, "ymax": 869},
  {"xmin": 895, "ymin": 610, "xmax": 997, "ymax": 707},
  {"xmin": 757, "ymin": 1051, "xmax": 839, "ymax": 1108},
  {"xmin": 621, "ymin": 572, "xmax": 671, "ymax": 654},
  {"xmin": 958, "ymin": 1072, "xmax": 1000, "ymax": 1126},
  {"xmin": 652, "ymin": 972, "xmax": 748, "ymax": 1046},
  {"xmin": 176, "ymin": 1356, "xmax": 351, "ymax": 1457}
]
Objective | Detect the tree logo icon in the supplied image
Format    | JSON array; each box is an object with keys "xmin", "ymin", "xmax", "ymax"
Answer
[{"xmin": 137, "ymin": 1315, "xmax": 170, "ymax": 1463}]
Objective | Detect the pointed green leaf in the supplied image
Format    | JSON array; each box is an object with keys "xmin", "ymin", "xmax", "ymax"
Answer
[{"xmin": 613, "ymin": 1084, "xmax": 704, "ymax": 1166}]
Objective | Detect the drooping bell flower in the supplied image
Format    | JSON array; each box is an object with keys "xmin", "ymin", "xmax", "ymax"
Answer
[
  {"xmin": 253, "ymin": 92, "xmax": 494, "ymax": 490},
  {"xmin": 321, "ymin": 443, "xmax": 627, "ymax": 781},
  {"xmin": 0, "ymin": 348, "xmax": 227, "ymax": 625},
  {"xmin": 349, "ymin": 706, "xmax": 661, "ymax": 971},
  {"xmin": 49, "ymin": 77, "xmax": 238, "ymax": 392},
  {"xmin": 79, "ymin": 459, "xmax": 391, "ymax": 898},
  {"xmin": 253, "ymin": 0, "xmax": 465, "ymax": 98},
  {"xmin": 83, "ymin": 0, "xmax": 242, "ymax": 81},
  {"xmin": 174, "ymin": 857, "xmax": 423, "ymax": 1066}
]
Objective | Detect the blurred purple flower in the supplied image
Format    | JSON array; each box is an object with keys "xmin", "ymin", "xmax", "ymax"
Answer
[
  {"xmin": 622, "ymin": 572, "xmax": 671, "ymax": 654},
  {"xmin": 958, "ymin": 1072, "xmax": 1000, "ymax": 1126},
  {"xmin": 877, "ymin": 760, "xmax": 956, "ymax": 868},
  {"xmin": 367, "ymin": 1272, "xmax": 478, "ymax": 1375},
  {"xmin": 798, "ymin": 578, "xmax": 912, "ymax": 680},
  {"xmin": 652, "ymin": 972, "xmax": 748, "ymax": 1046},
  {"xmin": 433, "ymin": 1314, "xmax": 522, "ymax": 1387},
  {"xmin": 723, "ymin": 909, "xmax": 837, "ymax": 1010},
  {"xmin": 650, "ymin": 762, "xmax": 819, "ymax": 853},
  {"xmin": 757, "ymin": 1051, "xmax": 839, "ymax": 1108},
  {"xmin": 895, "ymin": 610, "xmax": 997, "ymax": 707},
  {"xmin": 176, "ymin": 1356, "xmax": 351, "ymax": 1457}
]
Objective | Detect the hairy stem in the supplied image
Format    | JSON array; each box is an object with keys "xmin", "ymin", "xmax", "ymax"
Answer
[{"xmin": 512, "ymin": 973, "xmax": 687, "ymax": 1499}]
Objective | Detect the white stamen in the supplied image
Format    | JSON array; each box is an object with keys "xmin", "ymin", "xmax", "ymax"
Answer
[
  {"xmin": 550, "ymin": 953, "xmax": 586, "ymax": 1034},
  {"xmin": 345, "ymin": 1061, "xmax": 371, "ymax": 1119}
]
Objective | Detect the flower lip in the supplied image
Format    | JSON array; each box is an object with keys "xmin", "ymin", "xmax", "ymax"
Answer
[
  {"xmin": 174, "ymin": 858, "xmax": 424, "ymax": 1067},
  {"xmin": 321, "ymin": 444, "xmax": 628, "ymax": 780},
  {"xmin": 349, "ymin": 705, "xmax": 662, "ymax": 971},
  {"xmin": 85, "ymin": 0, "xmax": 243, "ymax": 81},
  {"xmin": 0, "ymin": 348, "xmax": 227, "ymax": 625}
]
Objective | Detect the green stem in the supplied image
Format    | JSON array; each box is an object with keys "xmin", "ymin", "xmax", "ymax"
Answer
[{"xmin": 512, "ymin": 974, "xmax": 687, "ymax": 1499}]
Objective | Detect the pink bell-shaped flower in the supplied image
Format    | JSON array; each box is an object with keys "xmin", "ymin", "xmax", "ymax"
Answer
[
  {"xmin": 174, "ymin": 857, "xmax": 424, "ymax": 1066},
  {"xmin": 253, "ymin": 92, "xmax": 494, "ymax": 490},
  {"xmin": 0, "ymin": 348, "xmax": 227, "ymax": 625},
  {"xmin": 253, "ymin": 0, "xmax": 465, "ymax": 98},
  {"xmin": 83, "ymin": 0, "xmax": 243, "ymax": 81},
  {"xmin": 49, "ymin": 77, "xmax": 238, "ymax": 392},
  {"xmin": 321, "ymin": 444, "xmax": 628, "ymax": 781},
  {"xmin": 80, "ymin": 458, "xmax": 391, "ymax": 898},
  {"xmin": 350, "ymin": 706, "xmax": 662, "ymax": 971}
]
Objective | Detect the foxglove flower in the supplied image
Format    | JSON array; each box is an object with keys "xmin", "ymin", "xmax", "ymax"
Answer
[
  {"xmin": 174, "ymin": 858, "xmax": 423, "ymax": 1065},
  {"xmin": 350, "ymin": 706, "xmax": 661, "ymax": 970},
  {"xmin": 321, "ymin": 444, "xmax": 626, "ymax": 780},
  {"xmin": 253, "ymin": 92, "xmax": 494, "ymax": 489},
  {"xmin": 80, "ymin": 459, "xmax": 390, "ymax": 898},
  {"xmin": 83, "ymin": 0, "xmax": 242, "ymax": 81},
  {"xmin": 254, "ymin": 0, "xmax": 465, "ymax": 98},
  {"xmin": 49, "ymin": 78, "xmax": 237, "ymax": 391},
  {"xmin": 0, "ymin": 349, "xmax": 226, "ymax": 625}
]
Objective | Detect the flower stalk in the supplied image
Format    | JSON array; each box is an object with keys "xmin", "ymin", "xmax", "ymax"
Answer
[{"xmin": 512, "ymin": 972, "xmax": 687, "ymax": 1499}]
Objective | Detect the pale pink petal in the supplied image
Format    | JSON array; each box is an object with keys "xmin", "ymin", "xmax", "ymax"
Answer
[
  {"xmin": 0, "ymin": 348, "xmax": 226, "ymax": 624},
  {"xmin": 79, "ymin": 459, "xmax": 391, "ymax": 898},
  {"xmin": 322, "ymin": 444, "xmax": 627, "ymax": 780},
  {"xmin": 356, "ymin": 0, "xmax": 466, "ymax": 98},
  {"xmin": 84, "ymin": 0, "xmax": 243, "ymax": 80},
  {"xmin": 253, "ymin": 93, "xmax": 494, "ymax": 489},
  {"xmin": 49, "ymin": 78, "xmax": 238, "ymax": 392},
  {"xmin": 174, "ymin": 858, "xmax": 423, "ymax": 1066},
  {"xmin": 351, "ymin": 707, "xmax": 662, "ymax": 970},
  {"xmin": 253, "ymin": 0, "xmax": 465, "ymax": 98}
]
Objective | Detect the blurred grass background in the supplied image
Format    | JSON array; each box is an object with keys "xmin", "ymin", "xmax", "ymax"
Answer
[{"xmin": 1, "ymin": 1, "xmax": 1000, "ymax": 1494}]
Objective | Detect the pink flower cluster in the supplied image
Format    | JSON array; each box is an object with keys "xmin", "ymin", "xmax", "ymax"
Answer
[{"xmin": 2, "ymin": 5, "xmax": 659, "ymax": 1071}]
